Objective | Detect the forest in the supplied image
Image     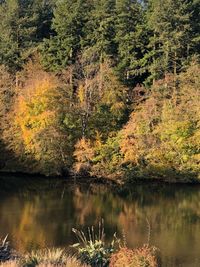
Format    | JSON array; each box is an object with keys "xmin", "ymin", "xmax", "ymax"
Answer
[{"xmin": 0, "ymin": 0, "xmax": 199, "ymax": 182}]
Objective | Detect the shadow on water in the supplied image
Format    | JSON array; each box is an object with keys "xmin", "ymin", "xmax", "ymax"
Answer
[{"xmin": 0, "ymin": 175, "xmax": 200, "ymax": 267}]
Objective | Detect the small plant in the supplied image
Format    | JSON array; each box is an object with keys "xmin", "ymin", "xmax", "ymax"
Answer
[
  {"xmin": 72, "ymin": 220, "xmax": 120, "ymax": 267},
  {"xmin": 0, "ymin": 236, "xmax": 11, "ymax": 262},
  {"xmin": 109, "ymin": 245, "xmax": 159, "ymax": 267}
]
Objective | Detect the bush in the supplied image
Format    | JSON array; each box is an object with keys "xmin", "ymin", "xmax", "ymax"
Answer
[{"xmin": 109, "ymin": 245, "xmax": 159, "ymax": 267}]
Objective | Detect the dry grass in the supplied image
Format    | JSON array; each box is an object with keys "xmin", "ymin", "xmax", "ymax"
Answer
[
  {"xmin": 22, "ymin": 248, "xmax": 89, "ymax": 266},
  {"xmin": 0, "ymin": 249, "xmax": 88, "ymax": 267},
  {"xmin": 23, "ymin": 248, "xmax": 67, "ymax": 266},
  {"xmin": 0, "ymin": 261, "xmax": 19, "ymax": 267},
  {"xmin": 0, "ymin": 257, "xmax": 88, "ymax": 267}
]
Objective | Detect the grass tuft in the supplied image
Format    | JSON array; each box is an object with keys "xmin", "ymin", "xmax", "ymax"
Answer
[{"xmin": 72, "ymin": 220, "xmax": 120, "ymax": 267}]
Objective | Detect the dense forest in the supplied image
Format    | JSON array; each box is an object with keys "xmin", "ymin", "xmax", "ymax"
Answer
[{"xmin": 0, "ymin": 0, "xmax": 199, "ymax": 181}]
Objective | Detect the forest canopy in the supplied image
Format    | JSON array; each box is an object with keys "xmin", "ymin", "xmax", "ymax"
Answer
[{"xmin": 0, "ymin": 0, "xmax": 199, "ymax": 181}]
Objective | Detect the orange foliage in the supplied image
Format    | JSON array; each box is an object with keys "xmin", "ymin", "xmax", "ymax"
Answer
[
  {"xmin": 109, "ymin": 246, "xmax": 158, "ymax": 267},
  {"xmin": 73, "ymin": 138, "xmax": 94, "ymax": 174}
]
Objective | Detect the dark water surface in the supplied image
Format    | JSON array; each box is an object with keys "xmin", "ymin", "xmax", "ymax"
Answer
[{"xmin": 0, "ymin": 175, "xmax": 200, "ymax": 267}]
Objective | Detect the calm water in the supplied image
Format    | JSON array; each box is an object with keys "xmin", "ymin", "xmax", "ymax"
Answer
[{"xmin": 0, "ymin": 175, "xmax": 200, "ymax": 267}]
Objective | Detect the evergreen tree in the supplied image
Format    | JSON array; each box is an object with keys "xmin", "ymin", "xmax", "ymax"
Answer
[
  {"xmin": 41, "ymin": 0, "xmax": 90, "ymax": 72},
  {"xmin": 33, "ymin": 0, "xmax": 55, "ymax": 40},
  {"xmin": 0, "ymin": 0, "xmax": 54, "ymax": 71},
  {"xmin": 146, "ymin": 0, "xmax": 193, "ymax": 82},
  {"xmin": 190, "ymin": 0, "xmax": 200, "ymax": 57},
  {"xmin": 115, "ymin": 0, "xmax": 147, "ymax": 85},
  {"xmin": 83, "ymin": 0, "xmax": 116, "ymax": 64}
]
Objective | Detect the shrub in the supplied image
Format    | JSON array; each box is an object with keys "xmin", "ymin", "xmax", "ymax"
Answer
[{"xmin": 109, "ymin": 245, "xmax": 159, "ymax": 267}]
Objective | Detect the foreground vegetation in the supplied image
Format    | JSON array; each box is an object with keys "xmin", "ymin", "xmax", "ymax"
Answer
[
  {"xmin": 0, "ymin": 245, "xmax": 158, "ymax": 267},
  {"xmin": 0, "ymin": 0, "xmax": 199, "ymax": 182},
  {"xmin": 0, "ymin": 223, "xmax": 159, "ymax": 267}
]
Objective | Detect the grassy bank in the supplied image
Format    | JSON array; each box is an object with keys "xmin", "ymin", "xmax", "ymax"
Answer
[
  {"xmin": 0, "ymin": 223, "xmax": 160, "ymax": 267},
  {"xmin": 0, "ymin": 247, "xmax": 159, "ymax": 267}
]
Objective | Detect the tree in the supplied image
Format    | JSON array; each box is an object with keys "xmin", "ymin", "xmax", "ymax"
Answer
[
  {"xmin": 120, "ymin": 62, "xmax": 200, "ymax": 180},
  {"xmin": 115, "ymin": 0, "xmax": 147, "ymax": 86},
  {"xmin": 0, "ymin": 65, "xmax": 14, "ymax": 169},
  {"xmin": 190, "ymin": 0, "xmax": 200, "ymax": 57},
  {"xmin": 5, "ymin": 60, "xmax": 79, "ymax": 175},
  {"xmin": 41, "ymin": 0, "xmax": 90, "ymax": 72},
  {"xmin": 146, "ymin": 0, "xmax": 193, "ymax": 82},
  {"xmin": 75, "ymin": 58, "xmax": 128, "ymax": 139},
  {"xmin": 83, "ymin": 0, "xmax": 116, "ymax": 63},
  {"xmin": 0, "ymin": 0, "xmax": 54, "ymax": 71}
]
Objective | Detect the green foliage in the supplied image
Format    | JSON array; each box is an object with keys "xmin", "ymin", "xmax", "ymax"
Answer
[
  {"xmin": 120, "ymin": 63, "xmax": 200, "ymax": 181},
  {"xmin": 72, "ymin": 221, "xmax": 120, "ymax": 267},
  {"xmin": 114, "ymin": 0, "xmax": 148, "ymax": 85},
  {"xmin": 40, "ymin": 0, "xmax": 90, "ymax": 71},
  {"xmin": 73, "ymin": 63, "xmax": 200, "ymax": 182},
  {"xmin": 0, "ymin": 65, "xmax": 15, "ymax": 169},
  {"xmin": 90, "ymin": 135, "xmax": 123, "ymax": 179},
  {"xmin": 145, "ymin": 0, "xmax": 194, "ymax": 83},
  {"xmin": 0, "ymin": 0, "xmax": 54, "ymax": 71},
  {"xmin": 83, "ymin": 0, "xmax": 116, "ymax": 63},
  {"xmin": 0, "ymin": 0, "xmax": 199, "ymax": 181}
]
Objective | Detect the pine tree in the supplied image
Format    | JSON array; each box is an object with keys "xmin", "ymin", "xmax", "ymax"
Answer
[
  {"xmin": 33, "ymin": 0, "xmax": 55, "ymax": 40},
  {"xmin": 115, "ymin": 0, "xmax": 147, "ymax": 85},
  {"xmin": 146, "ymin": 0, "xmax": 193, "ymax": 82},
  {"xmin": 0, "ymin": 0, "xmax": 54, "ymax": 71},
  {"xmin": 41, "ymin": 0, "xmax": 90, "ymax": 72},
  {"xmin": 83, "ymin": 0, "xmax": 116, "ymax": 63},
  {"xmin": 190, "ymin": 0, "xmax": 200, "ymax": 57}
]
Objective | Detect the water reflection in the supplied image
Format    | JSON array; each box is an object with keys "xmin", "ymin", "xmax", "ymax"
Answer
[{"xmin": 0, "ymin": 176, "xmax": 200, "ymax": 267}]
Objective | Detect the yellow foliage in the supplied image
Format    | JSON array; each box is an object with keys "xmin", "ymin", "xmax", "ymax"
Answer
[
  {"xmin": 78, "ymin": 84, "xmax": 85, "ymax": 104},
  {"xmin": 119, "ymin": 63, "xmax": 200, "ymax": 180},
  {"xmin": 3, "ymin": 61, "xmax": 72, "ymax": 175},
  {"xmin": 73, "ymin": 138, "xmax": 95, "ymax": 174}
]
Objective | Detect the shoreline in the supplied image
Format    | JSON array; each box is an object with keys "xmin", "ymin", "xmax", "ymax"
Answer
[{"xmin": 0, "ymin": 170, "xmax": 200, "ymax": 186}]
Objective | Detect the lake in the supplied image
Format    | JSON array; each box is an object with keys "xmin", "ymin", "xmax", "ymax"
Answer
[{"xmin": 0, "ymin": 175, "xmax": 200, "ymax": 267}]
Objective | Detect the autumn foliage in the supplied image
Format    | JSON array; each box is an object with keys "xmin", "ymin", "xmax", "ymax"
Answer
[
  {"xmin": 0, "ymin": 58, "xmax": 199, "ymax": 181},
  {"xmin": 3, "ymin": 61, "xmax": 74, "ymax": 175},
  {"xmin": 119, "ymin": 63, "xmax": 200, "ymax": 180},
  {"xmin": 109, "ymin": 246, "xmax": 158, "ymax": 267},
  {"xmin": 74, "ymin": 62, "xmax": 200, "ymax": 181}
]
